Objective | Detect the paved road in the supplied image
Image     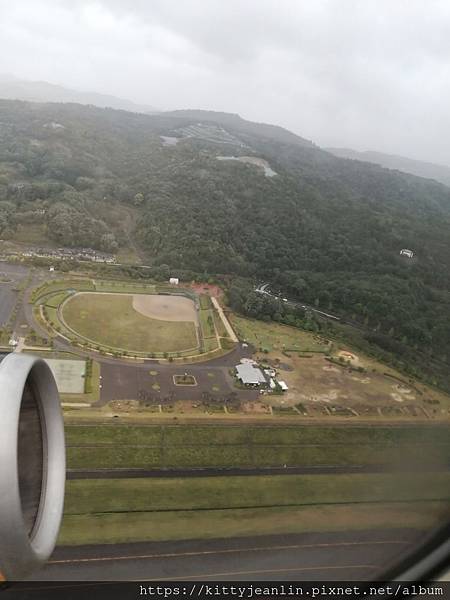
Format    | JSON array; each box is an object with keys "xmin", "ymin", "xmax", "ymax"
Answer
[
  {"xmin": 0, "ymin": 284, "xmax": 16, "ymax": 327},
  {"xmin": 0, "ymin": 263, "xmax": 29, "ymax": 327},
  {"xmin": 211, "ymin": 296, "xmax": 239, "ymax": 342},
  {"xmin": 23, "ymin": 528, "xmax": 422, "ymax": 582},
  {"xmin": 66, "ymin": 463, "xmax": 434, "ymax": 479}
]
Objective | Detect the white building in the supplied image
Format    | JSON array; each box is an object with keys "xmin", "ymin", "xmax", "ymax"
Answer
[
  {"xmin": 236, "ymin": 363, "xmax": 267, "ymax": 386},
  {"xmin": 400, "ymin": 249, "xmax": 414, "ymax": 258},
  {"xmin": 169, "ymin": 277, "xmax": 179, "ymax": 285},
  {"xmin": 278, "ymin": 380, "xmax": 289, "ymax": 391}
]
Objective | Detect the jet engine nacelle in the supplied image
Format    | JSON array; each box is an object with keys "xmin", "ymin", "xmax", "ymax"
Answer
[{"xmin": 0, "ymin": 353, "xmax": 65, "ymax": 581}]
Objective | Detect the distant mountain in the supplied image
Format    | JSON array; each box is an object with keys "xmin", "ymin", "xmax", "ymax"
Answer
[
  {"xmin": 1, "ymin": 98, "xmax": 450, "ymax": 391},
  {"xmin": 165, "ymin": 109, "xmax": 315, "ymax": 148},
  {"xmin": 326, "ymin": 147, "xmax": 450, "ymax": 188},
  {"xmin": 0, "ymin": 74, "xmax": 159, "ymax": 113}
]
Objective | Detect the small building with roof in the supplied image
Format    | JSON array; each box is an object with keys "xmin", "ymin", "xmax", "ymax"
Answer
[
  {"xmin": 400, "ymin": 249, "xmax": 414, "ymax": 258},
  {"xmin": 236, "ymin": 363, "xmax": 267, "ymax": 387}
]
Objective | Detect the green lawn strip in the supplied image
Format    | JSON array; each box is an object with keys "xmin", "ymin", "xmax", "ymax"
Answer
[
  {"xmin": 44, "ymin": 291, "xmax": 71, "ymax": 309},
  {"xmin": 66, "ymin": 442, "xmax": 450, "ymax": 470},
  {"xmin": 63, "ymin": 473, "xmax": 450, "ymax": 515},
  {"xmin": 163, "ymin": 445, "xmax": 253, "ymax": 468},
  {"xmin": 213, "ymin": 309, "xmax": 229, "ymax": 338},
  {"xmin": 68, "ymin": 447, "xmax": 162, "ymax": 469},
  {"xmin": 23, "ymin": 350, "xmax": 79, "ymax": 360},
  {"xmin": 251, "ymin": 443, "xmax": 450, "ymax": 468},
  {"xmin": 94, "ymin": 281, "xmax": 157, "ymax": 294},
  {"xmin": 65, "ymin": 423, "xmax": 450, "ymax": 447},
  {"xmin": 65, "ymin": 424, "xmax": 450, "ymax": 470},
  {"xmin": 62, "ymin": 293, "xmax": 197, "ymax": 353},
  {"xmin": 203, "ymin": 337, "xmax": 220, "ymax": 352},
  {"xmin": 57, "ymin": 501, "xmax": 448, "ymax": 545},
  {"xmin": 43, "ymin": 304, "xmax": 59, "ymax": 327},
  {"xmin": 65, "ymin": 425, "xmax": 163, "ymax": 446},
  {"xmin": 249, "ymin": 425, "xmax": 450, "ymax": 446},
  {"xmin": 66, "ymin": 424, "xmax": 450, "ymax": 446},
  {"xmin": 199, "ymin": 294, "xmax": 212, "ymax": 310},
  {"xmin": 67, "ymin": 445, "xmax": 251, "ymax": 469},
  {"xmin": 199, "ymin": 307, "xmax": 216, "ymax": 339},
  {"xmin": 32, "ymin": 279, "xmax": 95, "ymax": 302}
]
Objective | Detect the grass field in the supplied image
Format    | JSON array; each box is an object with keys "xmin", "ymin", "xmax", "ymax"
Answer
[
  {"xmin": 65, "ymin": 423, "xmax": 450, "ymax": 446},
  {"xmin": 61, "ymin": 424, "xmax": 450, "ymax": 545},
  {"xmin": 65, "ymin": 424, "xmax": 450, "ymax": 470},
  {"xmin": 213, "ymin": 309, "xmax": 230, "ymax": 339},
  {"xmin": 230, "ymin": 315, "xmax": 329, "ymax": 352},
  {"xmin": 62, "ymin": 293, "xmax": 198, "ymax": 353},
  {"xmin": 59, "ymin": 472, "xmax": 450, "ymax": 545},
  {"xmin": 59, "ymin": 501, "xmax": 449, "ymax": 545},
  {"xmin": 199, "ymin": 308, "xmax": 216, "ymax": 339},
  {"xmin": 94, "ymin": 281, "xmax": 157, "ymax": 294},
  {"xmin": 64, "ymin": 473, "xmax": 450, "ymax": 514},
  {"xmin": 32, "ymin": 279, "xmax": 95, "ymax": 302},
  {"xmin": 44, "ymin": 291, "xmax": 70, "ymax": 308}
]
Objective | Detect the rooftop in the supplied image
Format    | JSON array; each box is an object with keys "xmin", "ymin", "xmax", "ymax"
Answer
[{"xmin": 236, "ymin": 363, "xmax": 267, "ymax": 385}]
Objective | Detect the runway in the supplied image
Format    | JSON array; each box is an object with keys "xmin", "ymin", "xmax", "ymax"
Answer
[
  {"xmin": 66, "ymin": 463, "xmax": 425, "ymax": 479},
  {"xmin": 21, "ymin": 528, "xmax": 423, "ymax": 583}
]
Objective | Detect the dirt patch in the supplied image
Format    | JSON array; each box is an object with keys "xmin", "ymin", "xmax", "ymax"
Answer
[
  {"xmin": 242, "ymin": 400, "xmax": 272, "ymax": 414},
  {"xmin": 391, "ymin": 393, "xmax": 404, "ymax": 403},
  {"xmin": 295, "ymin": 390, "xmax": 340, "ymax": 404},
  {"xmin": 133, "ymin": 294, "xmax": 198, "ymax": 323},
  {"xmin": 258, "ymin": 356, "xmax": 295, "ymax": 371},
  {"xmin": 189, "ymin": 282, "xmax": 223, "ymax": 298},
  {"xmin": 391, "ymin": 384, "xmax": 416, "ymax": 402},
  {"xmin": 323, "ymin": 365, "xmax": 340, "ymax": 373},
  {"xmin": 338, "ymin": 350, "xmax": 360, "ymax": 365},
  {"xmin": 351, "ymin": 376, "xmax": 371, "ymax": 384},
  {"xmin": 277, "ymin": 362, "xmax": 294, "ymax": 372}
]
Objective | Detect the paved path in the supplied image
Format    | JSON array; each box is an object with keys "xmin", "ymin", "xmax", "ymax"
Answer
[
  {"xmin": 13, "ymin": 337, "xmax": 26, "ymax": 353},
  {"xmin": 211, "ymin": 297, "xmax": 239, "ymax": 342}
]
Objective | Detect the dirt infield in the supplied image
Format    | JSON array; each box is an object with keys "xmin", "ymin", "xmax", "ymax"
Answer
[{"xmin": 132, "ymin": 294, "xmax": 198, "ymax": 324}]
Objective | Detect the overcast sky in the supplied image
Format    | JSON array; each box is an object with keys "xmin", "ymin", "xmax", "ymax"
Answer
[{"xmin": 0, "ymin": 0, "xmax": 449, "ymax": 164}]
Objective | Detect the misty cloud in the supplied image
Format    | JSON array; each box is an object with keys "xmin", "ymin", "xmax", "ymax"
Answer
[{"xmin": 0, "ymin": 0, "xmax": 449, "ymax": 164}]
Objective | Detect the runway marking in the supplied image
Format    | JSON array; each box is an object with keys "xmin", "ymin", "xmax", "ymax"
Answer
[
  {"xmin": 150, "ymin": 564, "xmax": 378, "ymax": 580},
  {"xmin": 49, "ymin": 539, "xmax": 407, "ymax": 564}
]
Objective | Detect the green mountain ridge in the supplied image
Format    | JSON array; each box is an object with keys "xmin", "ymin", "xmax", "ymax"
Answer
[
  {"xmin": 1, "ymin": 99, "xmax": 449, "ymax": 390},
  {"xmin": 326, "ymin": 147, "xmax": 450, "ymax": 188}
]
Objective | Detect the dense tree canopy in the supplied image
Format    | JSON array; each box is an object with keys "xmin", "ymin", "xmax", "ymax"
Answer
[{"xmin": 1, "ymin": 100, "xmax": 450, "ymax": 388}]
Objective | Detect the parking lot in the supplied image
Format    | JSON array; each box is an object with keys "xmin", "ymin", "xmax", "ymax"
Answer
[{"xmin": 99, "ymin": 361, "xmax": 259, "ymax": 407}]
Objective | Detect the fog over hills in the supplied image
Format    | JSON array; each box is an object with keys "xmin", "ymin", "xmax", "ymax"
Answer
[
  {"xmin": 0, "ymin": 74, "xmax": 159, "ymax": 114},
  {"xmin": 327, "ymin": 147, "xmax": 450, "ymax": 188},
  {"xmin": 1, "ymin": 98, "xmax": 450, "ymax": 390}
]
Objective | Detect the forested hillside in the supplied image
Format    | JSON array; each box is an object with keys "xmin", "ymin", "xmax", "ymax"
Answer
[
  {"xmin": 327, "ymin": 147, "xmax": 450, "ymax": 188},
  {"xmin": 1, "ymin": 99, "xmax": 450, "ymax": 389}
]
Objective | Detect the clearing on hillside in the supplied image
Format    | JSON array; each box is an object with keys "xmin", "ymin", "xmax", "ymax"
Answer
[{"xmin": 62, "ymin": 293, "xmax": 198, "ymax": 354}]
